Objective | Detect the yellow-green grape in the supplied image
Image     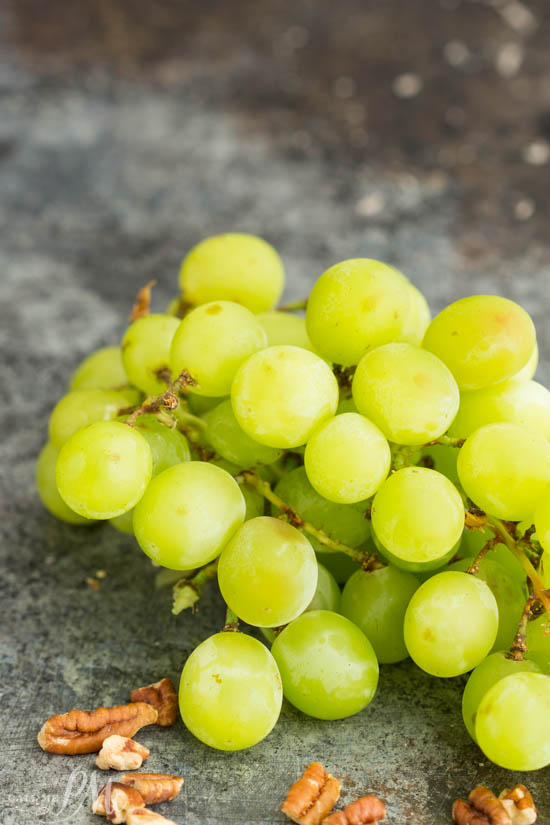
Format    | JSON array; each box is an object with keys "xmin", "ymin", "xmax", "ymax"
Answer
[
  {"xmin": 399, "ymin": 284, "xmax": 431, "ymax": 346},
  {"xmin": 122, "ymin": 314, "xmax": 180, "ymax": 396},
  {"xmin": 186, "ymin": 393, "xmax": 225, "ymax": 415},
  {"xmin": 56, "ymin": 421, "xmax": 152, "ymax": 519},
  {"xmin": 179, "ymin": 233, "xmax": 285, "ymax": 313},
  {"xmin": 110, "ymin": 509, "xmax": 134, "ymax": 535},
  {"xmin": 461, "ymin": 526, "xmax": 527, "ymax": 584},
  {"xmin": 69, "ymin": 346, "xmax": 128, "ymax": 391},
  {"xmin": 542, "ymin": 551, "xmax": 550, "ymax": 589},
  {"xmin": 49, "ymin": 388, "xmax": 141, "ymax": 449},
  {"xmin": 422, "ymin": 295, "xmax": 536, "ymax": 391},
  {"xmin": 304, "ymin": 413, "xmax": 390, "ymax": 503},
  {"xmin": 231, "ymin": 345, "xmax": 338, "ymax": 448},
  {"xmin": 317, "ymin": 551, "xmax": 361, "ymax": 584},
  {"xmin": 352, "ymin": 343, "xmax": 459, "ymax": 445},
  {"xmin": 204, "ymin": 400, "xmax": 282, "ymax": 468},
  {"xmin": 257, "ymin": 311, "xmax": 317, "ymax": 353},
  {"xmin": 218, "ymin": 516, "xmax": 318, "ymax": 627},
  {"xmin": 475, "ymin": 672, "xmax": 550, "ymax": 770},
  {"xmin": 179, "ymin": 632, "xmax": 282, "ymax": 751},
  {"xmin": 526, "ymin": 614, "xmax": 550, "ymax": 673},
  {"xmin": 336, "ymin": 395, "xmax": 358, "ymax": 415},
  {"xmin": 209, "ymin": 456, "xmax": 266, "ymax": 520},
  {"xmin": 372, "ymin": 467, "xmax": 464, "ymax": 571},
  {"xmin": 511, "ymin": 341, "xmax": 538, "ymax": 381},
  {"xmin": 534, "ymin": 483, "xmax": 550, "ymax": 554},
  {"xmin": 171, "ymin": 301, "xmax": 267, "ymax": 397},
  {"xmin": 305, "ymin": 258, "xmax": 411, "ymax": 366},
  {"xmin": 133, "ymin": 461, "xmax": 245, "ymax": 569},
  {"xmin": 404, "ymin": 571, "xmax": 499, "ymax": 677},
  {"xmin": 457, "ymin": 423, "xmax": 550, "ymax": 521},
  {"xmin": 36, "ymin": 443, "xmax": 94, "ymax": 525},
  {"xmin": 449, "ymin": 379, "xmax": 550, "ymax": 441},
  {"xmin": 420, "ymin": 443, "xmax": 461, "ymax": 488}
]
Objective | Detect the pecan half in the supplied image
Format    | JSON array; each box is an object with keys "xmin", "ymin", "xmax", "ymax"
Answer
[
  {"xmin": 453, "ymin": 786, "xmax": 512, "ymax": 825},
  {"xmin": 96, "ymin": 735, "xmax": 150, "ymax": 771},
  {"xmin": 92, "ymin": 782, "xmax": 144, "ymax": 824},
  {"xmin": 130, "ymin": 678, "xmax": 178, "ymax": 726},
  {"xmin": 38, "ymin": 703, "xmax": 158, "ymax": 754},
  {"xmin": 121, "ymin": 773, "xmax": 184, "ymax": 804},
  {"xmin": 126, "ymin": 809, "xmax": 178, "ymax": 825},
  {"xmin": 322, "ymin": 795, "xmax": 386, "ymax": 825},
  {"xmin": 499, "ymin": 786, "xmax": 537, "ymax": 825},
  {"xmin": 281, "ymin": 762, "xmax": 341, "ymax": 825}
]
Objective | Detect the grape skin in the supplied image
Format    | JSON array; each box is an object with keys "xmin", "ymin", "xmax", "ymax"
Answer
[
  {"xmin": 449, "ymin": 379, "xmax": 550, "ymax": 441},
  {"xmin": 535, "ymin": 484, "xmax": 550, "ymax": 555},
  {"xmin": 69, "ymin": 346, "xmax": 128, "ymax": 391},
  {"xmin": 257, "ymin": 310, "xmax": 317, "ymax": 353},
  {"xmin": 36, "ymin": 442, "xmax": 95, "ymax": 525},
  {"xmin": 49, "ymin": 388, "xmax": 141, "ymax": 449},
  {"xmin": 399, "ymin": 284, "xmax": 431, "ymax": 346},
  {"xmin": 525, "ymin": 614, "xmax": 550, "ymax": 673},
  {"xmin": 204, "ymin": 399, "xmax": 282, "ymax": 468},
  {"xmin": 122, "ymin": 314, "xmax": 180, "ymax": 396}
]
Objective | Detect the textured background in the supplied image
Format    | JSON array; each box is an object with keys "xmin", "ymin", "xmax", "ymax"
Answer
[{"xmin": 1, "ymin": 1, "xmax": 550, "ymax": 823}]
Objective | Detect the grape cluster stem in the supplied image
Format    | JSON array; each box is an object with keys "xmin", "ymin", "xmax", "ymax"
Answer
[{"xmin": 125, "ymin": 370, "xmax": 197, "ymax": 428}]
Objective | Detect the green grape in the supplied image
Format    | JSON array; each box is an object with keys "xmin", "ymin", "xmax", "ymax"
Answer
[
  {"xmin": 316, "ymin": 551, "xmax": 361, "ymax": 584},
  {"xmin": 231, "ymin": 346, "xmax": 338, "ymax": 448},
  {"xmin": 420, "ymin": 443, "xmax": 461, "ymax": 488},
  {"xmin": 449, "ymin": 379, "xmax": 550, "ymax": 441},
  {"xmin": 271, "ymin": 610, "xmax": 379, "ymax": 720},
  {"xmin": 457, "ymin": 423, "xmax": 550, "ymax": 521},
  {"xmin": 133, "ymin": 461, "xmax": 245, "ymax": 569},
  {"xmin": 475, "ymin": 672, "xmax": 550, "ymax": 770},
  {"xmin": 336, "ymin": 395, "xmax": 357, "ymax": 415},
  {"xmin": 204, "ymin": 400, "xmax": 282, "ymax": 468},
  {"xmin": 535, "ymin": 484, "xmax": 550, "ymax": 554},
  {"xmin": 341, "ymin": 566, "xmax": 419, "ymax": 664},
  {"xmin": 404, "ymin": 571, "xmax": 498, "ymax": 677},
  {"xmin": 56, "ymin": 421, "xmax": 152, "ymax": 519},
  {"xmin": 462, "ymin": 652, "xmax": 542, "ymax": 742},
  {"xmin": 542, "ymin": 551, "xmax": 550, "ymax": 588},
  {"xmin": 422, "ymin": 295, "xmax": 536, "ymax": 391},
  {"xmin": 218, "ymin": 516, "xmax": 318, "ymax": 627},
  {"xmin": 36, "ymin": 442, "xmax": 95, "ymax": 525},
  {"xmin": 110, "ymin": 508, "xmax": 134, "ymax": 535},
  {"xmin": 511, "ymin": 341, "xmax": 538, "ymax": 381},
  {"xmin": 371, "ymin": 468, "xmax": 464, "ymax": 571},
  {"xmin": 171, "ymin": 301, "xmax": 267, "ymax": 397},
  {"xmin": 49, "ymin": 388, "xmax": 141, "ymax": 449},
  {"xmin": 526, "ymin": 614, "xmax": 550, "ymax": 673},
  {"xmin": 460, "ymin": 526, "xmax": 527, "ymax": 584},
  {"xmin": 207, "ymin": 456, "xmax": 265, "ymax": 520},
  {"xmin": 305, "ymin": 258, "xmax": 411, "ymax": 366},
  {"xmin": 69, "ymin": 346, "xmax": 128, "ymax": 391},
  {"xmin": 122, "ymin": 314, "xmax": 180, "ymax": 396},
  {"xmin": 447, "ymin": 557, "xmax": 525, "ymax": 652},
  {"xmin": 352, "ymin": 343, "xmax": 459, "ymax": 446},
  {"xmin": 304, "ymin": 413, "xmax": 390, "ymax": 504},
  {"xmin": 179, "ymin": 632, "xmax": 282, "ymax": 751},
  {"xmin": 399, "ymin": 284, "xmax": 431, "ymax": 346},
  {"xmin": 257, "ymin": 311, "xmax": 317, "ymax": 353},
  {"xmin": 186, "ymin": 393, "xmax": 224, "ymax": 415}
]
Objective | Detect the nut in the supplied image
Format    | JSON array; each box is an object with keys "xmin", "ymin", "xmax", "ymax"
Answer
[
  {"xmin": 281, "ymin": 762, "xmax": 341, "ymax": 825},
  {"xmin": 96, "ymin": 735, "xmax": 150, "ymax": 771},
  {"xmin": 126, "ymin": 810, "xmax": 179, "ymax": 825},
  {"xmin": 121, "ymin": 772, "xmax": 184, "ymax": 804},
  {"xmin": 92, "ymin": 782, "xmax": 144, "ymax": 823},
  {"xmin": 130, "ymin": 678, "xmax": 178, "ymax": 726},
  {"xmin": 499, "ymin": 786, "xmax": 537, "ymax": 825},
  {"xmin": 452, "ymin": 786, "xmax": 512, "ymax": 825},
  {"xmin": 38, "ymin": 703, "xmax": 158, "ymax": 754},
  {"xmin": 322, "ymin": 796, "xmax": 387, "ymax": 825}
]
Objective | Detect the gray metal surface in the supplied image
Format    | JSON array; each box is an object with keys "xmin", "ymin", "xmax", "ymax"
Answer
[{"xmin": 1, "ymin": 1, "xmax": 550, "ymax": 822}]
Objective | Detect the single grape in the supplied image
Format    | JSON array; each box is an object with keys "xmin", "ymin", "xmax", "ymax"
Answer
[
  {"xmin": 341, "ymin": 566, "xmax": 419, "ymax": 664},
  {"xmin": 541, "ymin": 550, "xmax": 550, "ymax": 589},
  {"xmin": 399, "ymin": 284, "xmax": 431, "ymax": 346},
  {"xmin": 257, "ymin": 310, "xmax": 317, "ymax": 353},
  {"xmin": 460, "ymin": 526, "xmax": 527, "ymax": 584},
  {"xmin": 208, "ymin": 456, "xmax": 266, "ymax": 520},
  {"xmin": 420, "ymin": 443, "xmax": 461, "ymax": 488},
  {"xmin": 336, "ymin": 395, "xmax": 358, "ymax": 415},
  {"xmin": 511, "ymin": 341, "xmax": 538, "ymax": 381},
  {"xmin": 179, "ymin": 632, "xmax": 282, "ymax": 750},
  {"xmin": 304, "ymin": 413, "xmax": 390, "ymax": 504},
  {"xmin": 179, "ymin": 233, "xmax": 284, "ymax": 313},
  {"xmin": 56, "ymin": 421, "xmax": 152, "ymax": 519},
  {"xmin": 462, "ymin": 651, "xmax": 542, "ymax": 741},
  {"xmin": 110, "ymin": 508, "xmax": 134, "ymax": 535},
  {"xmin": 271, "ymin": 610, "xmax": 379, "ymax": 720},
  {"xmin": 186, "ymin": 393, "xmax": 223, "ymax": 416},
  {"xmin": 218, "ymin": 516, "xmax": 318, "ymax": 627},
  {"xmin": 316, "ymin": 551, "xmax": 361, "ymax": 584},
  {"xmin": 305, "ymin": 258, "xmax": 411, "ymax": 366},
  {"xmin": 122, "ymin": 314, "xmax": 180, "ymax": 396},
  {"xmin": 69, "ymin": 346, "xmax": 128, "ymax": 391},
  {"xmin": 171, "ymin": 301, "xmax": 267, "ymax": 397},
  {"xmin": 449, "ymin": 379, "xmax": 550, "ymax": 441},
  {"xmin": 204, "ymin": 400, "xmax": 282, "ymax": 468},
  {"xmin": 36, "ymin": 442, "xmax": 95, "ymax": 525},
  {"xmin": 403, "ymin": 571, "xmax": 499, "ymax": 677},
  {"xmin": 133, "ymin": 461, "xmax": 245, "ymax": 569},
  {"xmin": 526, "ymin": 614, "xmax": 550, "ymax": 673},
  {"xmin": 457, "ymin": 423, "xmax": 550, "ymax": 521},
  {"xmin": 535, "ymin": 484, "xmax": 550, "ymax": 554},
  {"xmin": 422, "ymin": 295, "xmax": 536, "ymax": 390},
  {"xmin": 352, "ymin": 343, "xmax": 459, "ymax": 445},
  {"xmin": 371, "ymin": 467, "xmax": 464, "ymax": 571},
  {"xmin": 475, "ymin": 672, "xmax": 550, "ymax": 770},
  {"xmin": 231, "ymin": 345, "xmax": 338, "ymax": 448},
  {"xmin": 49, "ymin": 387, "xmax": 141, "ymax": 449}
]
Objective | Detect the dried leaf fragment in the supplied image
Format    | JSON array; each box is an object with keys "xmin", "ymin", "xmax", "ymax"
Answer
[
  {"xmin": 38, "ymin": 702, "xmax": 158, "ymax": 754},
  {"xmin": 130, "ymin": 677, "xmax": 178, "ymax": 726},
  {"xmin": 322, "ymin": 795, "xmax": 386, "ymax": 824},
  {"xmin": 121, "ymin": 772, "xmax": 184, "ymax": 804},
  {"xmin": 126, "ymin": 809, "xmax": 179, "ymax": 825},
  {"xmin": 129, "ymin": 280, "xmax": 156, "ymax": 322},
  {"xmin": 96, "ymin": 735, "xmax": 150, "ymax": 771},
  {"xmin": 281, "ymin": 762, "xmax": 341, "ymax": 825},
  {"xmin": 92, "ymin": 782, "xmax": 144, "ymax": 823}
]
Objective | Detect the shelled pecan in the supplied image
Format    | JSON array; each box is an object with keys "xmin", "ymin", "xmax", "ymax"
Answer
[
  {"xmin": 96, "ymin": 735, "xmax": 150, "ymax": 771},
  {"xmin": 281, "ymin": 762, "xmax": 341, "ymax": 825},
  {"xmin": 121, "ymin": 773, "xmax": 184, "ymax": 804},
  {"xmin": 499, "ymin": 786, "xmax": 537, "ymax": 825},
  {"xmin": 126, "ymin": 809, "xmax": 179, "ymax": 825},
  {"xmin": 130, "ymin": 678, "xmax": 178, "ymax": 726},
  {"xmin": 453, "ymin": 785, "xmax": 512, "ymax": 825},
  {"xmin": 92, "ymin": 782, "xmax": 144, "ymax": 824},
  {"xmin": 322, "ymin": 795, "xmax": 386, "ymax": 824},
  {"xmin": 38, "ymin": 702, "xmax": 158, "ymax": 754}
]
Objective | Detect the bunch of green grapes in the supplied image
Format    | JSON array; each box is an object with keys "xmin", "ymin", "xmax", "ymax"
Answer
[{"xmin": 36, "ymin": 237, "xmax": 550, "ymax": 767}]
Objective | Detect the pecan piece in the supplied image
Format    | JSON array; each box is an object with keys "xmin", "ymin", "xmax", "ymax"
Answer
[
  {"xmin": 499, "ymin": 786, "xmax": 537, "ymax": 825},
  {"xmin": 121, "ymin": 772, "xmax": 184, "ymax": 804},
  {"xmin": 38, "ymin": 702, "xmax": 158, "ymax": 754},
  {"xmin": 92, "ymin": 782, "xmax": 144, "ymax": 823},
  {"xmin": 96, "ymin": 735, "xmax": 150, "ymax": 771},
  {"xmin": 126, "ymin": 810, "xmax": 178, "ymax": 825},
  {"xmin": 281, "ymin": 762, "xmax": 341, "ymax": 825},
  {"xmin": 322, "ymin": 795, "xmax": 386, "ymax": 825},
  {"xmin": 130, "ymin": 678, "xmax": 178, "ymax": 726},
  {"xmin": 453, "ymin": 786, "xmax": 512, "ymax": 825}
]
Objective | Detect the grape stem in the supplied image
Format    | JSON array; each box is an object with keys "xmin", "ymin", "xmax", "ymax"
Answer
[
  {"xmin": 391, "ymin": 435, "xmax": 466, "ymax": 471},
  {"xmin": 237, "ymin": 470, "xmax": 380, "ymax": 568},
  {"xmin": 125, "ymin": 370, "xmax": 197, "ymax": 428},
  {"xmin": 466, "ymin": 537, "xmax": 498, "ymax": 575},
  {"xmin": 508, "ymin": 593, "xmax": 540, "ymax": 662},
  {"xmin": 222, "ymin": 607, "xmax": 240, "ymax": 632},
  {"xmin": 172, "ymin": 559, "xmax": 219, "ymax": 614},
  {"xmin": 278, "ymin": 299, "xmax": 308, "ymax": 312}
]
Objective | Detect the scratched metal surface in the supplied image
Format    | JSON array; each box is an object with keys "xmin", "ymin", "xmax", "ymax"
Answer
[{"xmin": 1, "ymin": 1, "xmax": 550, "ymax": 823}]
